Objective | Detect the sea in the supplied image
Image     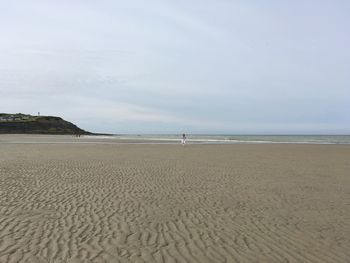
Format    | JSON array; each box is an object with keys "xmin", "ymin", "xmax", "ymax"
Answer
[{"xmin": 110, "ymin": 134, "xmax": 350, "ymax": 145}]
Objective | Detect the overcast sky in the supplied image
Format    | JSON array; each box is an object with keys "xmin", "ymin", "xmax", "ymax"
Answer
[{"xmin": 1, "ymin": 0, "xmax": 349, "ymax": 134}]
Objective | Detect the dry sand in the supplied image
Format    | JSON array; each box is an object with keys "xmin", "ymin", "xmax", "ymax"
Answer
[{"xmin": 0, "ymin": 135, "xmax": 349, "ymax": 262}]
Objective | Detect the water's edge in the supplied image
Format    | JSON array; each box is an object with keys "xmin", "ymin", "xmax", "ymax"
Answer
[{"xmin": 86, "ymin": 135, "xmax": 350, "ymax": 145}]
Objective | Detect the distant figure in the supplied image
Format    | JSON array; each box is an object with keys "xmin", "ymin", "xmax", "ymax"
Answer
[{"xmin": 182, "ymin": 133, "xmax": 186, "ymax": 146}]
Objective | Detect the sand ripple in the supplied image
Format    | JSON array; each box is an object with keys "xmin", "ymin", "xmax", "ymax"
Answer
[{"xmin": 0, "ymin": 143, "xmax": 349, "ymax": 262}]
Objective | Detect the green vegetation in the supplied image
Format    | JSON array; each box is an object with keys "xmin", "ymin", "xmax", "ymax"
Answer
[{"xmin": 0, "ymin": 113, "xmax": 91, "ymax": 135}]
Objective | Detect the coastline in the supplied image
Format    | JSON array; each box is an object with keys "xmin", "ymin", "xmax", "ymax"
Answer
[
  {"xmin": 1, "ymin": 134, "xmax": 350, "ymax": 145},
  {"xmin": 0, "ymin": 134, "xmax": 349, "ymax": 261}
]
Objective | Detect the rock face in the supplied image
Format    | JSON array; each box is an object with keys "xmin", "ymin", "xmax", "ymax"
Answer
[{"xmin": 0, "ymin": 114, "xmax": 91, "ymax": 135}]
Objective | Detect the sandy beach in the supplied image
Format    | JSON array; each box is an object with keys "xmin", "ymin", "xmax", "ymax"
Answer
[{"xmin": 0, "ymin": 135, "xmax": 349, "ymax": 262}]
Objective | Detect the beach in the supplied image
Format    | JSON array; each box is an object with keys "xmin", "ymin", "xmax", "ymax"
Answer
[{"xmin": 0, "ymin": 135, "xmax": 349, "ymax": 262}]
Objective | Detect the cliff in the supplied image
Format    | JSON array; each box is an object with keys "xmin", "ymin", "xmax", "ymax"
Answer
[{"xmin": 0, "ymin": 114, "xmax": 91, "ymax": 135}]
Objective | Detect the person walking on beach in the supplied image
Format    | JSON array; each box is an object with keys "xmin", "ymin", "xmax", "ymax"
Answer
[{"xmin": 182, "ymin": 133, "xmax": 186, "ymax": 146}]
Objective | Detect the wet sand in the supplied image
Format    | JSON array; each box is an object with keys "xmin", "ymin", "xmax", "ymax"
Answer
[{"xmin": 0, "ymin": 135, "xmax": 349, "ymax": 262}]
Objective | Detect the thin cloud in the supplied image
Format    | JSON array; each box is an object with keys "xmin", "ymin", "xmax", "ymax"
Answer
[{"xmin": 1, "ymin": 0, "xmax": 349, "ymax": 133}]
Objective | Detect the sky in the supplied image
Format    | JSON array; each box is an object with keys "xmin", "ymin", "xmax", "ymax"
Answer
[{"xmin": 1, "ymin": 0, "xmax": 349, "ymax": 134}]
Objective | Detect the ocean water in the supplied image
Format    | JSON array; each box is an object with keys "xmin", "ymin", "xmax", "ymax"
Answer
[{"xmin": 112, "ymin": 134, "xmax": 350, "ymax": 145}]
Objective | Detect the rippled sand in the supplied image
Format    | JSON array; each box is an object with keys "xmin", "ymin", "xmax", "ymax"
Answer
[{"xmin": 0, "ymin": 135, "xmax": 349, "ymax": 262}]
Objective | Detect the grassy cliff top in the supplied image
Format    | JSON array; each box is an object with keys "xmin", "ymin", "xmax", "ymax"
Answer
[{"xmin": 0, "ymin": 113, "xmax": 91, "ymax": 135}]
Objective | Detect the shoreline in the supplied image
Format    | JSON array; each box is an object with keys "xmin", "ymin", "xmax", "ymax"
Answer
[{"xmin": 1, "ymin": 134, "xmax": 350, "ymax": 145}]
